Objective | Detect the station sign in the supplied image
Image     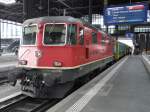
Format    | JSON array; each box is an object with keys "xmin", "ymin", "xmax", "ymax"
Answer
[
  {"xmin": 125, "ymin": 32, "xmax": 134, "ymax": 39},
  {"xmin": 104, "ymin": 3, "xmax": 148, "ymax": 25}
]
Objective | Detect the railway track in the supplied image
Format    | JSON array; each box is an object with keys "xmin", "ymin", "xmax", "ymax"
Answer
[
  {"xmin": 0, "ymin": 94, "xmax": 59, "ymax": 112},
  {"xmin": 0, "ymin": 60, "xmax": 115, "ymax": 112},
  {"xmin": 0, "ymin": 68, "xmax": 104, "ymax": 112}
]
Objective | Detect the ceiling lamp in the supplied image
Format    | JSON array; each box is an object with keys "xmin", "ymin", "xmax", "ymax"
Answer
[{"xmin": 0, "ymin": 0, "xmax": 16, "ymax": 4}]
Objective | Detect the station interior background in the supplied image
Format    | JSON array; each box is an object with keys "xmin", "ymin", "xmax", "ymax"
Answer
[{"xmin": 0, "ymin": 0, "xmax": 150, "ymax": 54}]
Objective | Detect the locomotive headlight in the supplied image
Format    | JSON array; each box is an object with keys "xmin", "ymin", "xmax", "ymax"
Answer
[
  {"xmin": 19, "ymin": 60, "xmax": 27, "ymax": 65},
  {"xmin": 35, "ymin": 50, "xmax": 42, "ymax": 58},
  {"xmin": 53, "ymin": 61, "xmax": 63, "ymax": 67}
]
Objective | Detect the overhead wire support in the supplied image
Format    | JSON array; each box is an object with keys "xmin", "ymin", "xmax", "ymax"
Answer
[
  {"xmin": 57, "ymin": 0, "xmax": 71, "ymax": 8},
  {"xmin": 48, "ymin": 0, "xmax": 50, "ymax": 16},
  {"xmin": 57, "ymin": 0, "xmax": 82, "ymax": 16}
]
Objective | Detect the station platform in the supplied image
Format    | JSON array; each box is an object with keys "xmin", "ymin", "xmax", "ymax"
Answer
[
  {"xmin": 0, "ymin": 54, "xmax": 17, "ymax": 78},
  {"xmin": 0, "ymin": 62, "xmax": 17, "ymax": 68},
  {"xmin": 0, "ymin": 54, "xmax": 17, "ymax": 70},
  {"xmin": 0, "ymin": 53, "xmax": 17, "ymax": 63},
  {"xmin": 0, "ymin": 82, "xmax": 21, "ymax": 103},
  {"xmin": 47, "ymin": 56, "xmax": 150, "ymax": 112}
]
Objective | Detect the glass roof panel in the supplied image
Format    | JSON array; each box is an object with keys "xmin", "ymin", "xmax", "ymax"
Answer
[{"xmin": 0, "ymin": 0, "xmax": 16, "ymax": 4}]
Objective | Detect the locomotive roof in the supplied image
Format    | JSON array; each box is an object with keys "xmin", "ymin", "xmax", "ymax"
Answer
[
  {"xmin": 23, "ymin": 16, "xmax": 106, "ymax": 34},
  {"xmin": 23, "ymin": 16, "xmax": 87, "ymax": 25}
]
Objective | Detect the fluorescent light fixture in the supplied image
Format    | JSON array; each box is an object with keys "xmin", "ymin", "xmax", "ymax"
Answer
[{"xmin": 0, "ymin": 0, "xmax": 16, "ymax": 4}]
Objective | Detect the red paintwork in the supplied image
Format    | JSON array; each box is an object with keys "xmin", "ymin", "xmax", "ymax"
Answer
[
  {"xmin": 19, "ymin": 22, "xmax": 114, "ymax": 68},
  {"xmin": 128, "ymin": 5, "xmax": 144, "ymax": 10}
]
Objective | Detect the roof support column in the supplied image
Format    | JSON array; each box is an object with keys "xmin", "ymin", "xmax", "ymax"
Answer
[
  {"xmin": 23, "ymin": 0, "xmax": 33, "ymax": 21},
  {"xmin": 48, "ymin": 0, "xmax": 50, "ymax": 16},
  {"xmin": 104, "ymin": 0, "xmax": 108, "ymax": 33},
  {"xmin": 89, "ymin": 0, "xmax": 92, "ymax": 24},
  {"xmin": 0, "ymin": 20, "xmax": 1, "ymax": 56}
]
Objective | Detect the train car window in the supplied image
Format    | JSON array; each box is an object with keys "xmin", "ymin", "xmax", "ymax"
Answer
[
  {"xmin": 101, "ymin": 34, "xmax": 106, "ymax": 46},
  {"xmin": 79, "ymin": 27, "xmax": 84, "ymax": 45},
  {"xmin": 67, "ymin": 24, "xmax": 77, "ymax": 45},
  {"xmin": 22, "ymin": 25, "xmax": 37, "ymax": 45},
  {"xmin": 44, "ymin": 24, "xmax": 66, "ymax": 45},
  {"xmin": 92, "ymin": 32, "xmax": 98, "ymax": 44}
]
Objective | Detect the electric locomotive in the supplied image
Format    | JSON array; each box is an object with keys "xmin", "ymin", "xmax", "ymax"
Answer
[{"xmin": 9, "ymin": 16, "xmax": 116, "ymax": 98}]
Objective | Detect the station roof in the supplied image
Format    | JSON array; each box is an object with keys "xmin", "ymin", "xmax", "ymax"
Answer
[
  {"xmin": 0, "ymin": 0, "xmax": 149, "ymax": 23},
  {"xmin": 0, "ymin": 0, "xmax": 23, "ymax": 23}
]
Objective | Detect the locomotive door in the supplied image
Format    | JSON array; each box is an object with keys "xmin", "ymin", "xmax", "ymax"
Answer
[
  {"xmin": 78, "ymin": 25, "xmax": 90, "ymax": 60},
  {"xmin": 84, "ymin": 27, "xmax": 90, "ymax": 59},
  {"xmin": 78, "ymin": 26, "xmax": 87, "ymax": 62}
]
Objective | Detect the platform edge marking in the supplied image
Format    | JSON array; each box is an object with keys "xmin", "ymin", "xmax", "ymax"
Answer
[
  {"xmin": 65, "ymin": 57, "xmax": 128, "ymax": 112},
  {"xmin": 0, "ymin": 63, "xmax": 16, "ymax": 68},
  {"xmin": 0, "ymin": 91, "xmax": 22, "ymax": 103},
  {"xmin": 142, "ymin": 55, "xmax": 150, "ymax": 65}
]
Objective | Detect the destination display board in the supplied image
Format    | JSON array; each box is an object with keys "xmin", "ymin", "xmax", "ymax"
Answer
[{"xmin": 104, "ymin": 3, "xmax": 148, "ymax": 25}]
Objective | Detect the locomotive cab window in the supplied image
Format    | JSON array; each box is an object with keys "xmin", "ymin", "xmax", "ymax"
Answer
[
  {"xmin": 22, "ymin": 25, "xmax": 37, "ymax": 45},
  {"xmin": 67, "ymin": 24, "xmax": 77, "ymax": 45},
  {"xmin": 44, "ymin": 24, "xmax": 66, "ymax": 45},
  {"xmin": 79, "ymin": 27, "xmax": 84, "ymax": 45},
  {"xmin": 92, "ymin": 32, "xmax": 98, "ymax": 44}
]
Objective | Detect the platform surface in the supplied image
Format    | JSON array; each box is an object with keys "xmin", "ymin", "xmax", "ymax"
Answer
[
  {"xmin": 148, "ymin": 55, "xmax": 150, "ymax": 61},
  {"xmin": 0, "ymin": 54, "xmax": 17, "ymax": 70},
  {"xmin": 0, "ymin": 54, "xmax": 17, "ymax": 63},
  {"xmin": 47, "ymin": 56, "xmax": 150, "ymax": 112},
  {"xmin": 0, "ymin": 82, "xmax": 21, "ymax": 102}
]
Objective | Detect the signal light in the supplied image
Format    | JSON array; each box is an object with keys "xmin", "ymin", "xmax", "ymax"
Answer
[
  {"xmin": 53, "ymin": 61, "xmax": 63, "ymax": 67},
  {"xmin": 19, "ymin": 60, "xmax": 27, "ymax": 65}
]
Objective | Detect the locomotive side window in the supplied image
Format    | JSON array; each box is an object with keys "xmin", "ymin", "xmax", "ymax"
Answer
[
  {"xmin": 79, "ymin": 28, "xmax": 84, "ymax": 45},
  {"xmin": 22, "ymin": 25, "xmax": 37, "ymax": 45},
  {"xmin": 67, "ymin": 24, "xmax": 77, "ymax": 45},
  {"xmin": 92, "ymin": 32, "xmax": 98, "ymax": 44},
  {"xmin": 44, "ymin": 24, "xmax": 66, "ymax": 45}
]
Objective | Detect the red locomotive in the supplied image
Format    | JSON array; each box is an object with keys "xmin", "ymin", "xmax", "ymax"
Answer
[{"xmin": 10, "ymin": 16, "xmax": 116, "ymax": 98}]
